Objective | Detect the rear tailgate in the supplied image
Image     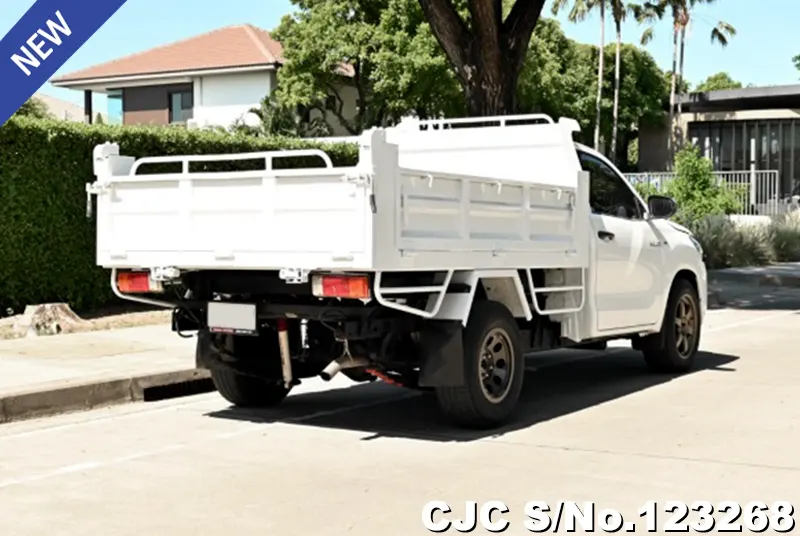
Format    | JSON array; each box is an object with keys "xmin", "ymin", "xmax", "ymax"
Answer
[{"xmin": 90, "ymin": 147, "xmax": 373, "ymax": 270}]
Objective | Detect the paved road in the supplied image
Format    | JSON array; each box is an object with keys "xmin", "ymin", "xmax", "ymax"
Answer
[{"xmin": 1, "ymin": 291, "xmax": 799, "ymax": 535}]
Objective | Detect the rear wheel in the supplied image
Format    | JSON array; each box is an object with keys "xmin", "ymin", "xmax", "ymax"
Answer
[
  {"xmin": 434, "ymin": 301, "xmax": 524, "ymax": 429},
  {"xmin": 640, "ymin": 278, "xmax": 701, "ymax": 373},
  {"xmin": 197, "ymin": 331, "xmax": 292, "ymax": 408},
  {"xmin": 210, "ymin": 368, "xmax": 290, "ymax": 408}
]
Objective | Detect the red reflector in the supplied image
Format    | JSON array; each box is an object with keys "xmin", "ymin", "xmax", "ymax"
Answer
[
  {"xmin": 312, "ymin": 275, "xmax": 370, "ymax": 300},
  {"xmin": 117, "ymin": 272, "xmax": 159, "ymax": 293}
]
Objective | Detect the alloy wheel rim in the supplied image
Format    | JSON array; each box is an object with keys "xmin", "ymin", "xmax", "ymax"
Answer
[
  {"xmin": 478, "ymin": 328, "xmax": 514, "ymax": 403},
  {"xmin": 674, "ymin": 293, "xmax": 698, "ymax": 359}
]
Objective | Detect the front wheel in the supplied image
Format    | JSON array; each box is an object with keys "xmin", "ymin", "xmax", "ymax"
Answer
[
  {"xmin": 434, "ymin": 301, "xmax": 525, "ymax": 429},
  {"xmin": 640, "ymin": 278, "xmax": 701, "ymax": 373}
]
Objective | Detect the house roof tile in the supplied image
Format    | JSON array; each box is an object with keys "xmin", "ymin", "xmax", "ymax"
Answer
[{"xmin": 52, "ymin": 24, "xmax": 284, "ymax": 83}]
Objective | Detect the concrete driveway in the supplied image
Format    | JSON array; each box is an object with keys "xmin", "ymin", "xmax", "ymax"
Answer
[{"xmin": 0, "ymin": 288, "xmax": 798, "ymax": 535}]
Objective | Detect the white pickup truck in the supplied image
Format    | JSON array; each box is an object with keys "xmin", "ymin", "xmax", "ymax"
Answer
[{"xmin": 88, "ymin": 113, "xmax": 706, "ymax": 429}]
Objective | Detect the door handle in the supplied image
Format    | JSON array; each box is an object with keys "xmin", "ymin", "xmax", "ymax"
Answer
[{"xmin": 597, "ymin": 230, "xmax": 615, "ymax": 241}]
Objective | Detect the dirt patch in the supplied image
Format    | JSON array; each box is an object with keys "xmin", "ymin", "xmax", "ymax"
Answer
[{"xmin": 0, "ymin": 307, "xmax": 171, "ymax": 341}]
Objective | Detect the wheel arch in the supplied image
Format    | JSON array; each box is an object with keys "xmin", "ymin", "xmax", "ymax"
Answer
[
  {"xmin": 653, "ymin": 267, "xmax": 702, "ymax": 332},
  {"xmin": 432, "ymin": 270, "xmax": 533, "ymax": 325}
]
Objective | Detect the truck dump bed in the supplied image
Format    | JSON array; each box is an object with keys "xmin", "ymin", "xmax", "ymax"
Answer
[{"xmin": 89, "ymin": 114, "xmax": 590, "ymax": 273}]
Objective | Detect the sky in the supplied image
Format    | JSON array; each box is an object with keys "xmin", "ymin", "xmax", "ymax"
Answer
[{"xmin": 2, "ymin": 0, "xmax": 798, "ymax": 108}]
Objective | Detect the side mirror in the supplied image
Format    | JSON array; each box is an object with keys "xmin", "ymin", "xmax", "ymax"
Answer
[{"xmin": 647, "ymin": 195, "xmax": 678, "ymax": 219}]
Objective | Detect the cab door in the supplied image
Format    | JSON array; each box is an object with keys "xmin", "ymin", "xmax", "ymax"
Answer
[{"xmin": 578, "ymin": 151, "xmax": 666, "ymax": 332}]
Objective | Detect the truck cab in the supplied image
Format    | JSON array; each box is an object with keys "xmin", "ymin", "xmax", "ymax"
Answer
[{"xmin": 575, "ymin": 142, "xmax": 706, "ymax": 339}]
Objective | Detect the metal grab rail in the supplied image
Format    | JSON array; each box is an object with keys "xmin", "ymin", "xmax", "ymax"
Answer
[
  {"xmin": 399, "ymin": 113, "xmax": 556, "ymax": 131},
  {"xmin": 373, "ymin": 270, "xmax": 454, "ymax": 319},
  {"xmin": 524, "ymin": 268, "xmax": 586, "ymax": 316},
  {"xmin": 130, "ymin": 148, "xmax": 334, "ymax": 175}
]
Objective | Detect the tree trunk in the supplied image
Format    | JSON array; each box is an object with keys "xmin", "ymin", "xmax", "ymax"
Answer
[
  {"xmin": 419, "ymin": 0, "xmax": 546, "ymax": 116},
  {"xmin": 593, "ymin": 1, "xmax": 605, "ymax": 152},
  {"xmin": 676, "ymin": 24, "xmax": 687, "ymax": 150},
  {"xmin": 463, "ymin": 61, "xmax": 519, "ymax": 116},
  {"xmin": 611, "ymin": 17, "xmax": 622, "ymax": 163},
  {"xmin": 667, "ymin": 24, "xmax": 679, "ymax": 170}
]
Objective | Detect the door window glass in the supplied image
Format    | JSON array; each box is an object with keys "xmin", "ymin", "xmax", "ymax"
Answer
[{"xmin": 579, "ymin": 152, "xmax": 644, "ymax": 219}]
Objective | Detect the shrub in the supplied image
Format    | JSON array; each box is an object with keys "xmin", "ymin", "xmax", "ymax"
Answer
[
  {"xmin": 688, "ymin": 217, "xmax": 774, "ymax": 269},
  {"xmin": 632, "ymin": 179, "xmax": 660, "ymax": 200},
  {"xmin": 668, "ymin": 145, "xmax": 741, "ymax": 224},
  {"xmin": 0, "ymin": 117, "xmax": 358, "ymax": 312},
  {"xmin": 767, "ymin": 212, "xmax": 800, "ymax": 262}
]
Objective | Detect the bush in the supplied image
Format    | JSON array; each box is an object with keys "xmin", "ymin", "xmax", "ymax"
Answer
[
  {"xmin": 668, "ymin": 145, "xmax": 741, "ymax": 224},
  {"xmin": 767, "ymin": 212, "xmax": 800, "ymax": 262},
  {"xmin": 0, "ymin": 117, "xmax": 358, "ymax": 312},
  {"xmin": 632, "ymin": 180, "xmax": 660, "ymax": 200},
  {"xmin": 686, "ymin": 213, "xmax": 800, "ymax": 269},
  {"xmin": 688, "ymin": 217, "xmax": 774, "ymax": 269}
]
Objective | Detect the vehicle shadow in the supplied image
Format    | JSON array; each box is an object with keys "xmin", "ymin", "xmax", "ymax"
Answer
[{"xmin": 205, "ymin": 348, "xmax": 739, "ymax": 443}]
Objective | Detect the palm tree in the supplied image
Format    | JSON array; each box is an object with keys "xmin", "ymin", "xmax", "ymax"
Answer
[
  {"xmin": 638, "ymin": 0, "xmax": 735, "ymax": 164},
  {"xmin": 553, "ymin": 0, "xmax": 606, "ymax": 152},
  {"xmin": 609, "ymin": 0, "xmax": 642, "ymax": 163},
  {"xmin": 676, "ymin": 6, "xmax": 736, "ymax": 121}
]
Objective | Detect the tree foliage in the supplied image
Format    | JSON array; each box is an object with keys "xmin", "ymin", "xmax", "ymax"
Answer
[
  {"xmin": 695, "ymin": 71, "xmax": 742, "ymax": 92},
  {"xmin": 552, "ymin": 0, "xmax": 606, "ymax": 151},
  {"xmin": 13, "ymin": 97, "xmax": 51, "ymax": 120},
  {"xmin": 232, "ymin": 94, "xmax": 332, "ymax": 138},
  {"xmin": 517, "ymin": 19, "xmax": 669, "ymax": 166},
  {"xmin": 271, "ymin": 0, "xmax": 669, "ymax": 165},
  {"xmin": 272, "ymin": 0, "xmax": 462, "ymax": 134}
]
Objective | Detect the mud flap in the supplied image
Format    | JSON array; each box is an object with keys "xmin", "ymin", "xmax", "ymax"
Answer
[
  {"xmin": 417, "ymin": 321, "xmax": 465, "ymax": 387},
  {"xmin": 195, "ymin": 330, "xmax": 211, "ymax": 369}
]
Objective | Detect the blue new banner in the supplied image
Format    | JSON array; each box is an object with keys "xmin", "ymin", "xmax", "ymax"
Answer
[{"xmin": 0, "ymin": 0, "xmax": 129, "ymax": 125}]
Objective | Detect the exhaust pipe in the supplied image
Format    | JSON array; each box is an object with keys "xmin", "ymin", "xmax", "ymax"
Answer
[{"xmin": 319, "ymin": 355, "xmax": 370, "ymax": 381}]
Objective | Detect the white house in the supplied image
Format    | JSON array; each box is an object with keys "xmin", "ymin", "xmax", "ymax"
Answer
[{"xmin": 50, "ymin": 24, "xmax": 357, "ymax": 135}]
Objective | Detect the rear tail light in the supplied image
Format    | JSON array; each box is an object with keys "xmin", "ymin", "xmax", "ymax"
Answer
[
  {"xmin": 117, "ymin": 271, "xmax": 163, "ymax": 293},
  {"xmin": 311, "ymin": 274, "xmax": 370, "ymax": 300}
]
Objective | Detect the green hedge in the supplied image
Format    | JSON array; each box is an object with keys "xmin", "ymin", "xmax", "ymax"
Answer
[{"xmin": 0, "ymin": 117, "xmax": 358, "ymax": 313}]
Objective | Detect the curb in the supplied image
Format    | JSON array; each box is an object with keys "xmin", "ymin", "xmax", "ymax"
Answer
[
  {"xmin": 708, "ymin": 270, "xmax": 800, "ymax": 289},
  {"xmin": 0, "ymin": 368, "xmax": 212, "ymax": 424},
  {"xmin": 707, "ymin": 289, "xmax": 724, "ymax": 308}
]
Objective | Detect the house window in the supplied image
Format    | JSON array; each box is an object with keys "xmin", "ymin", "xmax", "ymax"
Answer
[
  {"xmin": 169, "ymin": 90, "xmax": 193, "ymax": 123},
  {"xmin": 107, "ymin": 89, "xmax": 123, "ymax": 125}
]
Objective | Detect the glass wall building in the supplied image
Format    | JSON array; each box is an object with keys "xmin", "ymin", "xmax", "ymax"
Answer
[
  {"xmin": 687, "ymin": 118, "xmax": 800, "ymax": 198},
  {"xmin": 640, "ymin": 85, "xmax": 800, "ymax": 200}
]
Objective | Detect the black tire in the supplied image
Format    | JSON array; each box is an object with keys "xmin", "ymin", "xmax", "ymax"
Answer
[
  {"xmin": 434, "ymin": 301, "xmax": 525, "ymax": 429},
  {"xmin": 210, "ymin": 368, "xmax": 291, "ymax": 408},
  {"xmin": 640, "ymin": 278, "xmax": 701, "ymax": 373},
  {"xmin": 573, "ymin": 340, "xmax": 608, "ymax": 351}
]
